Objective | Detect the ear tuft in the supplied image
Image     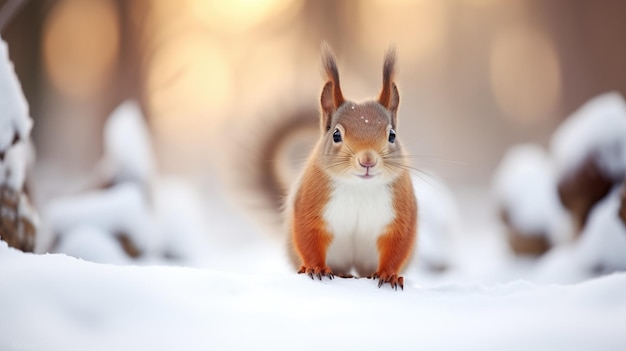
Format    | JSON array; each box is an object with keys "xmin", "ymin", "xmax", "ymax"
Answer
[
  {"xmin": 378, "ymin": 46, "xmax": 399, "ymax": 118},
  {"xmin": 320, "ymin": 42, "xmax": 344, "ymax": 115}
]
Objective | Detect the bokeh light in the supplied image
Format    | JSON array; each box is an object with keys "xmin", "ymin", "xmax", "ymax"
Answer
[
  {"xmin": 489, "ymin": 25, "xmax": 562, "ymax": 126},
  {"xmin": 42, "ymin": 0, "xmax": 120, "ymax": 99},
  {"xmin": 191, "ymin": 0, "xmax": 300, "ymax": 34},
  {"xmin": 145, "ymin": 32, "xmax": 233, "ymax": 142},
  {"xmin": 357, "ymin": 0, "xmax": 449, "ymax": 68}
]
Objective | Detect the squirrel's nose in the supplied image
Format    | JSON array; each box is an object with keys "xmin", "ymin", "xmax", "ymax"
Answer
[
  {"xmin": 359, "ymin": 160, "xmax": 376, "ymax": 168},
  {"xmin": 358, "ymin": 151, "xmax": 378, "ymax": 168},
  {"xmin": 358, "ymin": 156, "xmax": 377, "ymax": 168}
]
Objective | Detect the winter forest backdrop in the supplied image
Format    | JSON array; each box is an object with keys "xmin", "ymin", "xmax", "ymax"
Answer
[{"xmin": 1, "ymin": 1, "xmax": 626, "ymax": 350}]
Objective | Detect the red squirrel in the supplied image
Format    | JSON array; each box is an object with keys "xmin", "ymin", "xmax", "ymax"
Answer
[{"xmin": 286, "ymin": 43, "xmax": 417, "ymax": 290}]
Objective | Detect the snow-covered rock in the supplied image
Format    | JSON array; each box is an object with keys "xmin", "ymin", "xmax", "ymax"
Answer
[
  {"xmin": 44, "ymin": 100, "xmax": 209, "ymax": 264},
  {"xmin": 45, "ymin": 183, "xmax": 157, "ymax": 255},
  {"xmin": 575, "ymin": 187, "xmax": 626, "ymax": 273},
  {"xmin": 46, "ymin": 177, "xmax": 211, "ymax": 264},
  {"xmin": 551, "ymin": 92, "xmax": 626, "ymax": 181},
  {"xmin": 0, "ymin": 36, "xmax": 32, "ymax": 156},
  {"xmin": 534, "ymin": 187, "xmax": 626, "ymax": 283},
  {"xmin": 0, "ymin": 140, "xmax": 31, "ymax": 191},
  {"xmin": 493, "ymin": 144, "xmax": 572, "ymax": 247},
  {"xmin": 550, "ymin": 92, "xmax": 626, "ymax": 231},
  {"xmin": 0, "ymin": 36, "xmax": 37, "ymax": 252},
  {"xmin": 44, "ymin": 100, "xmax": 157, "ymax": 260}
]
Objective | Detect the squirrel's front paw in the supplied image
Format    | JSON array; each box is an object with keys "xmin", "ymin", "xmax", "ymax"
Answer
[
  {"xmin": 371, "ymin": 272, "xmax": 404, "ymax": 290},
  {"xmin": 298, "ymin": 266, "xmax": 334, "ymax": 280}
]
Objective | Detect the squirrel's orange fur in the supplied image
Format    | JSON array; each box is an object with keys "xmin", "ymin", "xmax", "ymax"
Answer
[{"xmin": 286, "ymin": 43, "xmax": 417, "ymax": 290}]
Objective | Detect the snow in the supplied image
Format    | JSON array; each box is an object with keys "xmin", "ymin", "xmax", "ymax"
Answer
[
  {"xmin": 0, "ymin": 36, "xmax": 32, "ymax": 155},
  {"xmin": 492, "ymin": 144, "xmax": 572, "ymax": 244},
  {"xmin": 0, "ymin": 36, "xmax": 35, "ymax": 190},
  {"xmin": 1, "ymin": 241, "xmax": 625, "ymax": 351},
  {"xmin": 550, "ymin": 91, "xmax": 626, "ymax": 180},
  {"xmin": 44, "ymin": 100, "xmax": 210, "ymax": 265},
  {"xmin": 8, "ymin": 168, "xmax": 625, "ymax": 350},
  {"xmin": 55, "ymin": 226, "xmax": 132, "ymax": 265},
  {"xmin": 44, "ymin": 177, "xmax": 212, "ymax": 265},
  {"xmin": 576, "ymin": 187, "xmax": 626, "ymax": 272},
  {"xmin": 152, "ymin": 178, "xmax": 212, "ymax": 263},
  {"xmin": 45, "ymin": 183, "xmax": 157, "ymax": 254},
  {"xmin": 102, "ymin": 101, "xmax": 155, "ymax": 184},
  {"xmin": 490, "ymin": 93, "xmax": 626, "ymax": 284},
  {"xmin": 0, "ymin": 36, "xmax": 38, "ymax": 248},
  {"xmin": 412, "ymin": 174, "xmax": 458, "ymax": 270},
  {"xmin": 534, "ymin": 187, "xmax": 626, "ymax": 284}
]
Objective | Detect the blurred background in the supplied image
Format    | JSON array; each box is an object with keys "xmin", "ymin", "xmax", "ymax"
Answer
[
  {"xmin": 3, "ymin": 0, "xmax": 625, "ymax": 189},
  {"xmin": 1, "ymin": 0, "xmax": 625, "ymax": 281}
]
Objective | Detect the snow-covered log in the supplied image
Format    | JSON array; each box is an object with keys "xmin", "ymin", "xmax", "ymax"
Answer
[
  {"xmin": 493, "ymin": 144, "xmax": 572, "ymax": 255},
  {"xmin": 550, "ymin": 92, "xmax": 626, "ymax": 232},
  {"xmin": 0, "ymin": 36, "xmax": 37, "ymax": 251}
]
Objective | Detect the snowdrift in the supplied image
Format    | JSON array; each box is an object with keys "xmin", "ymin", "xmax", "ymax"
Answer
[{"xmin": 1, "ymin": 242, "xmax": 625, "ymax": 351}]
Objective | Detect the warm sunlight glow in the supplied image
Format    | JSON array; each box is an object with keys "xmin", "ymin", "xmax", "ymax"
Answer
[
  {"xmin": 42, "ymin": 0, "xmax": 119, "ymax": 99},
  {"xmin": 489, "ymin": 25, "xmax": 562, "ymax": 125},
  {"xmin": 357, "ymin": 0, "xmax": 449, "ymax": 68},
  {"xmin": 462, "ymin": 0, "xmax": 499, "ymax": 7},
  {"xmin": 191, "ymin": 0, "xmax": 300, "ymax": 34},
  {"xmin": 146, "ymin": 34, "xmax": 233, "ymax": 144}
]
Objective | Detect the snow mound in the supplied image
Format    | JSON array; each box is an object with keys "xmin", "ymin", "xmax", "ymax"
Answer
[
  {"xmin": 575, "ymin": 187, "xmax": 626, "ymax": 272},
  {"xmin": 493, "ymin": 144, "xmax": 572, "ymax": 244},
  {"xmin": 0, "ymin": 36, "xmax": 37, "ymax": 252},
  {"xmin": 0, "ymin": 244, "xmax": 625, "ymax": 351},
  {"xmin": 45, "ymin": 183, "xmax": 156, "ymax": 254},
  {"xmin": 102, "ymin": 101, "xmax": 155, "ymax": 184},
  {"xmin": 45, "ymin": 178, "xmax": 210, "ymax": 264},
  {"xmin": 0, "ymin": 37, "xmax": 32, "ymax": 155},
  {"xmin": 534, "ymin": 187, "xmax": 626, "ymax": 283},
  {"xmin": 412, "ymin": 174, "xmax": 458, "ymax": 270},
  {"xmin": 55, "ymin": 226, "xmax": 132, "ymax": 265},
  {"xmin": 551, "ymin": 91, "xmax": 626, "ymax": 180},
  {"xmin": 43, "ymin": 99, "xmax": 209, "ymax": 265}
]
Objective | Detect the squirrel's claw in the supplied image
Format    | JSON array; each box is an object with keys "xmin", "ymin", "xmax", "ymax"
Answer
[
  {"xmin": 372, "ymin": 272, "xmax": 404, "ymax": 291},
  {"xmin": 298, "ymin": 266, "xmax": 334, "ymax": 281}
]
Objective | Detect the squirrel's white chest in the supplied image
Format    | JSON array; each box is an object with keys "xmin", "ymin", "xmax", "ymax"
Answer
[{"xmin": 322, "ymin": 181, "xmax": 395, "ymax": 275}]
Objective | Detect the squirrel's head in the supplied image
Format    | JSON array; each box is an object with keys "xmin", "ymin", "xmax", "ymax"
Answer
[{"xmin": 317, "ymin": 43, "xmax": 405, "ymax": 183}]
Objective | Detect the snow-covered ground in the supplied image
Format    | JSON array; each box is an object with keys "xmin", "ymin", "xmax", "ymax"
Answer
[
  {"xmin": 1, "ymin": 237, "xmax": 625, "ymax": 351},
  {"xmin": 2, "ymin": 181, "xmax": 626, "ymax": 351}
]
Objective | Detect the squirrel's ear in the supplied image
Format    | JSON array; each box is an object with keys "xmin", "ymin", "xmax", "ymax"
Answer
[
  {"xmin": 378, "ymin": 47, "xmax": 399, "ymax": 127},
  {"xmin": 320, "ymin": 81, "xmax": 335, "ymax": 131},
  {"xmin": 320, "ymin": 42, "xmax": 344, "ymax": 132}
]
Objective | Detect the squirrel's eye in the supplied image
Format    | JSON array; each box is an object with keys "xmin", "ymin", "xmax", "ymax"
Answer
[
  {"xmin": 388, "ymin": 129, "xmax": 396, "ymax": 143},
  {"xmin": 332, "ymin": 128, "xmax": 342, "ymax": 143}
]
